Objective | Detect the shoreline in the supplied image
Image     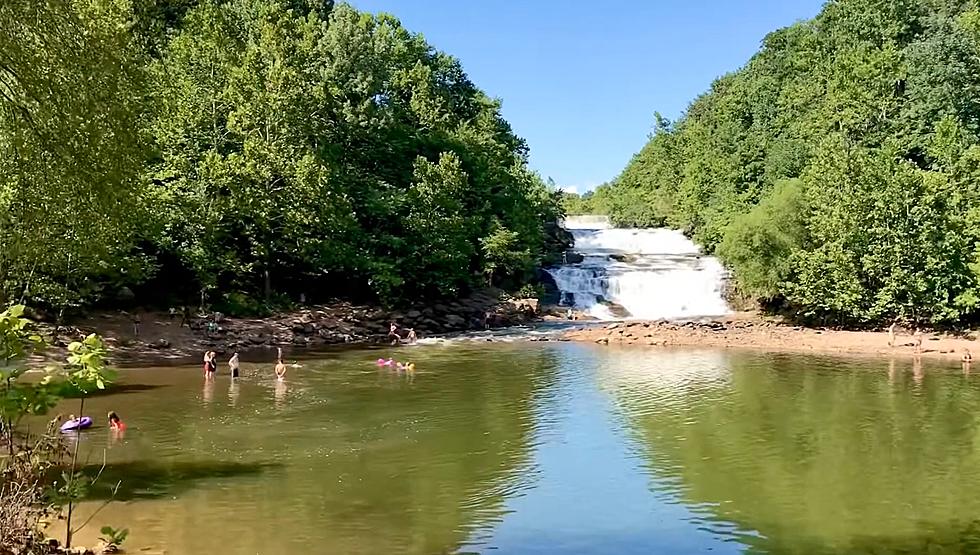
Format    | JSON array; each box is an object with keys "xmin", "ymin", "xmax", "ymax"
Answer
[
  {"xmin": 32, "ymin": 304, "xmax": 980, "ymax": 367},
  {"xmin": 562, "ymin": 314, "xmax": 980, "ymax": 361},
  {"xmin": 30, "ymin": 291, "xmax": 542, "ymax": 366}
]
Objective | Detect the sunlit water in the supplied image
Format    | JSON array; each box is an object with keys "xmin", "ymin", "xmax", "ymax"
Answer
[
  {"xmin": 51, "ymin": 345, "xmax": 980, "ymax": 554},
  {"xmin": 547, "ymin": 216, "xmax": 729, "ymax": 320}
]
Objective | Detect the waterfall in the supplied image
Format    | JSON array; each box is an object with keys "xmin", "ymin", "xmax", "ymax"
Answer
[{"xmin": 546, "ymin": 216, "xmax": 730, "ymax": 320}]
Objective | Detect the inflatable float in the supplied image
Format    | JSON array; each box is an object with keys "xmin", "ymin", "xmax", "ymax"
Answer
[{"xmin": 60, "ymin": 416, "xmax": 93, "ymax": 432}]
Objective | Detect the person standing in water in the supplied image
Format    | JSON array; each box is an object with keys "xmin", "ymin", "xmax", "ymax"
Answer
[
  {"xmin": 887, "ymin": 321, "xmax": 897, "ymax": 347},
  {"xmin": 406, "ymin": 328, "xmax": 417, "ymax": 344},
  {"xmin": 229, "ymin": 352, "xmax": 240, "ymax": 378},
  {"xmin": 913, "ymin": 328, "xmax": 923, "ymax": 355},
  {"xmin": 275, "ymin": 358, "xmax": 287, "ymax": 381},
  {"xmin": 203, "ymin": 351, "xmax": 217, "ymax": 379}
]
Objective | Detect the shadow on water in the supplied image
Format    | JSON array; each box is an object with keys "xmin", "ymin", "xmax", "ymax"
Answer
[
  {"xmin": 60, "ymin": 383, "xmax": 166, "ymax": 399},
  {"xmin": 78, "ymin": 460, "xmax": 281, "ymax": 501}
]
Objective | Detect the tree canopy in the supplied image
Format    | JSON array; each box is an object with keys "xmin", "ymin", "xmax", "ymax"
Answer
[
  {"xmin": 604, "ymin": 0, "xmax": 980, "ymax": 326},
  {"xmin": 0, "ymin": 0, "xmax": 565, "ymax": 313}
]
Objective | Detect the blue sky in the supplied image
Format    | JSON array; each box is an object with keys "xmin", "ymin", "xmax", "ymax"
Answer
[{"xmin": 349, "ymin": 1, "xmax": 826, "ymax": 193}]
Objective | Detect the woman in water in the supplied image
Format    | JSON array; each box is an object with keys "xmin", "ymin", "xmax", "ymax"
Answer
[
  {"xmin": 203, "ymin": 351, "xmax": 217, "ymax": 379},
  {"xmin": 275, "ymin": 358, "xmax": 287, "ymax": 381},
  {"xmin": 107, "ymin": 411, "xmax": 126, "ymax": 431}
]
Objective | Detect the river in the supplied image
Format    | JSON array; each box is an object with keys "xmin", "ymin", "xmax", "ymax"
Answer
[{"xmin": 57, "ymin": 343, "xmax": 980, "ymax": 554}]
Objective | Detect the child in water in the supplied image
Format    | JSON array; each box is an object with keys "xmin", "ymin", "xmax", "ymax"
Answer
[
  {"xmin": 108, "ymin": 411, "xmax": 126, "ymax": 431},
  {"xmin": 275, "ymin": 358, "xmax": 287, "ymax": 381}
]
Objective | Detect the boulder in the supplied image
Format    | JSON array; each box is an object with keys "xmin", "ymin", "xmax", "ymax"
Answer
[
  {"xmin": 564, "ymin": 251, "xmax": 585, "ymax": 264},
  {"xmin": 445, "ymin": 314, "xmax": 466, "ymax": 328},
  {"xmin": 407, "ymin": 310, "xmax": 422, "ymax": 319},
  {"xmin": 115, "ymin": 287, "xmax": 135, "ymax": 303}
]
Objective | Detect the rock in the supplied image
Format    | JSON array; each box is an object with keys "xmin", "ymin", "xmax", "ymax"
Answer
[
  {"xmin": 595, "ymin": 337, "xmax": 609, "ymax": 344},
  {"xmin": 564, "ymin": 251, "xmax": 585, "ymax": 264},
  {"xmin": 407, "ymin": 310, "xmax": 422, "ymax": 319},
  {"xmin": 445, "ymin": 314, "xmax": 466, "ymax": 327},
  {"xmin": 150, "ymin": 338, "xmax": 170, "ymax": 349},
  {"xmin": 115, "ymin": 287, "xmax": 135, "ymax": 302}
]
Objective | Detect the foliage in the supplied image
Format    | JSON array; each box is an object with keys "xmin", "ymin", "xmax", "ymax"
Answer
[
  {"xmin": 99, "ymin": 525, "xmax": 130, "ymax": 550},
  {"xmin": 604, "ymin": 0, "xmax": 980, "ymax": 325},
  {"xmin": 0, "ymin": 0, "xmax": 152, "ymax": 312},
  {"xmin": 0, "ymin": 0, "xmax": 566, "ymax": 313},
  {"xmin": 0, "ymin": 305, "xmax": 118, "ymax": 552}
]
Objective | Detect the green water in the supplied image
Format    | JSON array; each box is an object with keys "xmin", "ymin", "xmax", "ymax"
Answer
[{"xmin": 55, "ymin": 344, "xmax": 980, "ymax": 554}]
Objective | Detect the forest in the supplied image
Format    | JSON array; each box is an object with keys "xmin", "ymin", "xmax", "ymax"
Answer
[
  {"xmin": 0, "ymin": 0, "xmax": 566, "ymax": 316},
  {"xmin": 589, "ymin": 0, "xmax": 980, "ymax": 326}
]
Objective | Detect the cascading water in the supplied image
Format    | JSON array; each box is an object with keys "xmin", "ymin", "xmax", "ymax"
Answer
[{"xmin": 546, "ymin": 216, "xmax": 730, "ymax": 320}]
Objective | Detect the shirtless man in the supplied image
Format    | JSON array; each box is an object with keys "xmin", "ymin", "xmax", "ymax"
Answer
[
  {"xmin": 913, "ymin": 328, "xmax": 923, "ymax": 355},
  {"xmin": 388, "ymin": 322, "xmax": 400, "ymax": 345},
  {"xmin": 275, "ymin": 358, "xmax": 287, "ymax": 381},
  {"xmin": 887, "ymin": 321, "xmax": 898, "ymax": 348},
  {"xmin": 229, "ymin": 352, "xmax": 240, "ymax": 378}
]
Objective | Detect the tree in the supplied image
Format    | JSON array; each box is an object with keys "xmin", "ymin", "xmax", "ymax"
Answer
[{"xmin": 0, "ymin": 0, "xmax": 149, "ymax": 312}]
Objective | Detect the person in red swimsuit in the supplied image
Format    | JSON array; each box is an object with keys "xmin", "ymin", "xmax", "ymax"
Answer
[{"xmin": 108, "ymin": 411, "xmax": 127, "ymax": 431}]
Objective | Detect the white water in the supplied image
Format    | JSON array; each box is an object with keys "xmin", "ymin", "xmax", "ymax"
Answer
[{"xmin": 547, "ymin": 216, "xmax": 730, "ymax": 320}]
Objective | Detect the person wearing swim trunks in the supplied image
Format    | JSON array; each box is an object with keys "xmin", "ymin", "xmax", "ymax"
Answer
[{"xmin": 229, "ymin": 352, "xmax": 240, "ymax": 378}]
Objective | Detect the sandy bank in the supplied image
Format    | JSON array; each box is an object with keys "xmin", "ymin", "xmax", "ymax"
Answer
[{"xmin": 563, "ymin": 314, "xmax": 980, "ymax": 360}]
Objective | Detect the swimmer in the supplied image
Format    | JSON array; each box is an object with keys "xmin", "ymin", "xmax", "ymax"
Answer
[
  {"xmin": 405, "ymin": 362, "xmax": 416, "ymax": 372},
  {"xmin": 275, "ymin": 358, "xmax": 287, "ymax": 381},
  {"xmin": 964, "ymin": 349, "xmax": 974, "ymax": 363},
  {"xmin": 107, "ymin": 411, "xmax": 127, "ymax": 431}
]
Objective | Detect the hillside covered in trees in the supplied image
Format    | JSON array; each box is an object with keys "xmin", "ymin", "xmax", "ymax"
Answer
[
  {"xmin": 599, "ymin": 0, "xmax": 980, "ymax": 326},
  {"xmin": 0, "ymin": 0, "xmax": 565, "ymax": 315}
]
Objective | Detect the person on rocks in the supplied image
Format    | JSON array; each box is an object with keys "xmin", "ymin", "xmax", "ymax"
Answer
[
  {"xmin": 132, "ymin": 313, "xmax": 141, "ymax": 337},
  {"xmin": 406, "ymin": 328, "xmax": 417, "ymax": 344},
  {"xmin": 275, "ymin": 358, "xmax": 287, "ymax": 381},
  {"xmin": 229, "ymin": 352, "xmax": 240, "ymax": 378},
  {"xmin": 180, "ymin": 305, "xmax": 191, "ymax": 328},
  {"xmin": 388, "ymin": 322, "xmax": 400, "ymax": 345}
]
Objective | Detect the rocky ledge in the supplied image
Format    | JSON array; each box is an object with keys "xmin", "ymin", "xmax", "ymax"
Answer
[{"xmin": 35, "ymin": 290, "xmax": 541, "ymax": 365}]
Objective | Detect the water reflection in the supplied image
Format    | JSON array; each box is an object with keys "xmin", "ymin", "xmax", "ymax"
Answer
[
  {"xmin": 46, "ymin": 344, "xmax": 980, "ymax": 555},
  {"xmin": 59, "ymin": 345, "xmax": 552, "ymax": 554},
  {"xmin": 602, "ymin": 349, "xmax": 980, "ymax": 554}
]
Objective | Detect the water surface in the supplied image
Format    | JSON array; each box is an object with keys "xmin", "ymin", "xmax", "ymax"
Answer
[{"xmin": 58, "ymin": 344, "xmax": 980, "ymax": 554}]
